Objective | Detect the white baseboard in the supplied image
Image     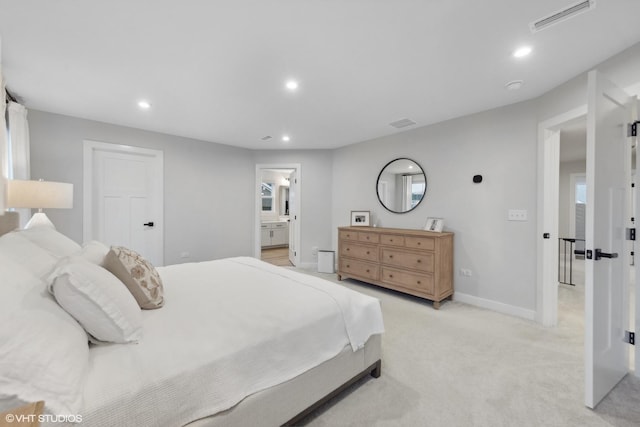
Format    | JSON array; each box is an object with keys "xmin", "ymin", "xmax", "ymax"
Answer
[{"xmin": 453, "ymin": 292, "xmax": 536, "ymax": 321}]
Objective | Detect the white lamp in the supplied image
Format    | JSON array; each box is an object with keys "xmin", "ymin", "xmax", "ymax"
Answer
[{"xmin": 6, "ymin": 179, "xmax": 73, "ymax": 229}]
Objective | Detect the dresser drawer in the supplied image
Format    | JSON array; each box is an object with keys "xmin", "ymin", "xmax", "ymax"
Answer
[
  {"xmin": 405, "ymin": 236, "xmax": 435, "ymax": 250},
  {"xmin": 381, "ymin": 248, "xmax": 434, "ymax": 272},
  {"xmin": 358, "ymin": 231, "xmax": 379, "ymax": 244},
  {"xmin": 380, "ymin": 234, "xmax": 405, "ymax": 246},
  {"xmin": 340, "ymin": 259, "xmax": 379, "ymax": 281},
  {"xmin": 382, "ymin": 267, "xmax": 434, "ymax": 294},
  {"xmin": 340, "ymin": 243, "xmax": 379, "ymax": 262},
  {"xmin": 339, "ymin": 230, "xmax": 359, "ymax": 241}
]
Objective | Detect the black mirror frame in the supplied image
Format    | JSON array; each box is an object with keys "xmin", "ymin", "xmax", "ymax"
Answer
[{"xmin": 376, "ymin": 157, "xmax": 427, "ymax": 214}]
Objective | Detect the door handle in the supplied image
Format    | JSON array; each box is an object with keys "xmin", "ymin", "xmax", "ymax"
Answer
[
  {"xmin": 143, "ymin": 222, "xmax": 155, "ymax": 227},
  {"xmin": 594, "ymin": 248, "xmax": 618, "ymax": 260}
]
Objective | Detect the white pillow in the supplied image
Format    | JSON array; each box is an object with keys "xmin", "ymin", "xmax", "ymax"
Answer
[
  {"xmin": 0, "ymin": 254, "xmax": 89, "ymax": 416},
  {"xmin": 20, "ymin": 226, "xmax": 81, "ymax": 257},
  {"xmin": 79, "ymin": 240, "xmax": 110, "ymax": 266},
  {"xmin": 48, "ymin": 259, "xmax": 143, "ymax": 343},
  {"xmin": 0, "ymin": 231, "xmax": 58, "ymax": 279}
]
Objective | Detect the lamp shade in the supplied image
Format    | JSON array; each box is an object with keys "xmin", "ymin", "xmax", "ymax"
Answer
[{"xmin": 6, "ymin": 179, "xmax": 74, "ymax": 209}]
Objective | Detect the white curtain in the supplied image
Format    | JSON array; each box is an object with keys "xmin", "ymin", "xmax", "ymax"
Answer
[
  {"xmin": 8, "ymin": 102, "xmax": 30, "ymax": 179},
  {"xmin": 401, "ymin": 175, "xmax": 413, "ymax": 211},
  {"xmin": 0, "ymin": 72, "xmax": 7, "ymax": 214},
  {"xmin": 7, "ymin": 101, "xmax": 31, "ymax": 227}
]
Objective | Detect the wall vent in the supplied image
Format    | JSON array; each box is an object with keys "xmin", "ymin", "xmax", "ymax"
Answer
[
  {"xmin": 530, "ymin": 0, "xmax": 595, "ymax": 33},
  {"xmin": 389, "ymin": 118, "xmax": 416, "ymax": 129}
]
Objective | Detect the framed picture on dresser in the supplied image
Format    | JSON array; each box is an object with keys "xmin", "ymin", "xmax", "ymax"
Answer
[
  {"xmin": 350, "ymin": 211, "xmax": 370, "ymax": 226},
  {"xmin": 424, "ymin": 217, "xmax": 444, "ymax": 232}
]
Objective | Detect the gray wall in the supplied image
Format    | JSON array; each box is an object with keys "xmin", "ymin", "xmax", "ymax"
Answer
[
  {"xmin": 332, "ymin": 100, "xmax": 539, "ymax": 311},
  {"xmin": 29, "ymin": 111, "xmax": 255, "ymax": 265}
]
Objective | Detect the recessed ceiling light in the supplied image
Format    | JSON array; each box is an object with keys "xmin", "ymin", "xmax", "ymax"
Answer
[
  {"xmin": 505, "ymin": 80, "xmax": 524, "ymax": 90},
  {"xmin": 137, "ymin": 100, "xmax": 151, "ymax": 109},
  {"xmin": 285, "ymin": 80, "xmax": 299, "ymax": 91},
  {"xmin": 513, "ymin": 46, "xmax": 532, "ymax": 58},
  {"xmin": 282, "ymin": 135, "xmax": 291, "ymax": 142}
]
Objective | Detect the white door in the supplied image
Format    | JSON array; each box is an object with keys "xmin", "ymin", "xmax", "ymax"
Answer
[
  {"xmin": 288, "ymin": 170, "xmax": 297, "ymax": 266},
  {"xmin": 84, "ymin": 141, "xmax": 164, "ymax": 267},
  {"xmin": 633, "ymin": 114, "xmax": 640, "ymax": 379},
  {"xmin": 584, "ymin": 70, "xmax": 636, "ymax": 408}
]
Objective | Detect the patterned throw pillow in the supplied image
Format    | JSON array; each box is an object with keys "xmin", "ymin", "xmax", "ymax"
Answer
[{"xmin": 104, "ymin": 246, "xmax": 164, "ymax": 309}]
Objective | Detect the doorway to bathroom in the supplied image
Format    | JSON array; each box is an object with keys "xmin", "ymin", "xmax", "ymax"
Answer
[{"xmin": 255, "ymin": 164, "xmax": 301, "ymax": 267}]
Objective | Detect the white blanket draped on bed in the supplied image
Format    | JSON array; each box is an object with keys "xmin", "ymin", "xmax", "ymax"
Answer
[{"xmin": 80, "ymin": 257, "xmax": 384, "ymax": 426}]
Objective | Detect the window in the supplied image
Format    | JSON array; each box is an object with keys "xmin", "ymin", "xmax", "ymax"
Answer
[
  {"xmin": 411, "ymin": 182, "xmax": 425, "ymax": 208},
  {"xmin": 261, "ymin": 182, "xmax": 274, "ymax": 211},
  {"xmin": 575, "ymin": 182, "xmax": 587, "ymax": 204}
]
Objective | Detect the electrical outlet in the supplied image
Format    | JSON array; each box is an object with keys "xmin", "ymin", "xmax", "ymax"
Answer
[
  {"xmin": 311, "ymin": 246, "xmax": 318, "ymax": 256},
  {"xmin": 180, "ymin": 251, "xmax": 190, "ymax": 259},
  {"xmin": 508, "ymin": 209, "xmax": 528, "ymax": 221},
  {"xmin": 459, "ymin": 268, "xmax": 473, "ymax": 277}
]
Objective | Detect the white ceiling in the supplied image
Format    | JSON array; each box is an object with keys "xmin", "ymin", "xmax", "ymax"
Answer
[{"xmin": 1, "ymin": 1, "xmax": 639, "ymax": 150}]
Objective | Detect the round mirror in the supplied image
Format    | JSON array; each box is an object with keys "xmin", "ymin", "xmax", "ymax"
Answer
[{"xmin": 376, "ymin": 158, "xmax": 427, "ymax": 213}]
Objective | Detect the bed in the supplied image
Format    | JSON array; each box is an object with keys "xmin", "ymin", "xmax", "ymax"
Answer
[{"xmin": 0, "ymin": 212, "xmax": 384, "ymax": 426}]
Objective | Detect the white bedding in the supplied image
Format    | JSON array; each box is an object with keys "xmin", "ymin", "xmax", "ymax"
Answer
[{"xmin": 80, "ymin": 257, "xmax": 384, "ymax": 426}]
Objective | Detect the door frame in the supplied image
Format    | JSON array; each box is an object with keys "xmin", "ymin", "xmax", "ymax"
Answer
[
  {"xmin": 537, "ymin": 105, "xmax": 587, "ymax": 326},
  {"xmin": 255, "ymin": 163, "xmax": 301, "ymax": 266},
  {"xmin": 83, "ymin": 140, "xmax": 164, "ymax": 264}
]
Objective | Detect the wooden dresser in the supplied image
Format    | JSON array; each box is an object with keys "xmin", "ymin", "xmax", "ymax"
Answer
[{"xmin": 337, "ymin": 226, "xmax": 453, "ymax": 309}]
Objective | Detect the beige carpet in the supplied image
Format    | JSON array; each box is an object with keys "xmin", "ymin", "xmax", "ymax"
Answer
[{"xmin": 290, "ymin": 260, "xmax": 640, "ymax": 427}]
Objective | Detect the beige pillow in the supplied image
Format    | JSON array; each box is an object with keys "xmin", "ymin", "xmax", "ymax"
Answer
[{"xmin": 104, "ymin": 246, "xmax": 164, "ymax": 309}]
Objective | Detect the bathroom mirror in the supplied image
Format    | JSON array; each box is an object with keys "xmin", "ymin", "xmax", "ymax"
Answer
[{"xmin": 376, "ymin": 158, "xmax": 426, "ymax": 213}]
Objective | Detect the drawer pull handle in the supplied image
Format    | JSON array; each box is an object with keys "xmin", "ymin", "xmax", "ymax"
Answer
[
  {"xmin": 366, "ymin": 269, "xmax": 370, "ymax": 273},
  {"xmin": 417, "ymin": 259, "xmax": 422, "ymax": 263},
  {"xmin": 366, "ymin": 236, "xmax": 370, "ymax": 240},
  {"xmin": 417, "ymin": 242, "xmax": 421, "ymax": 245},
  {"xmin": 366, "ymin": 251, "xmax": 370, "ymax": 254},
  {"xmin": 389, "ymin": 274, "xmax": 393, "ymax": 278},
  {"xmin": 417, "ymin": 281, "xmax": 421, "ymax": 285},
  {"xmin": 347, "ymin": 248, "xmax": 350, "ymax": 251},
  {"xmin": 389, "ymin": 255, "xmax": 393, "ymax": 258},
  {"xmin": 346, "ymin": 264, "xmax": 350, "ymax": 268}
]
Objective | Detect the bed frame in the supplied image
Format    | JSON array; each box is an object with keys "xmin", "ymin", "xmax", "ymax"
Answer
[
  {"xmin": 0, "ymin": 212, "xmax": 382, "ymax": 426},
  {"xmin": 186, "ymin": 335, "xmax": 381, "ymax": 427}
]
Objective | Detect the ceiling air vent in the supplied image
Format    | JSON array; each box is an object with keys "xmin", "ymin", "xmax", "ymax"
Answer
[
  {"xmin": 389, "ymin": 118, "xmax": 416, "ymax": 129},
  {"xmin": 530, "ymin": 0, "xmax": 595, "ymax": 33},
  {"xmin": 261, "ymin": 135, "xmax": 272, "ymax": 141}
]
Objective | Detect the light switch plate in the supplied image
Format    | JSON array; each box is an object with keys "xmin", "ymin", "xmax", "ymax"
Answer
[{"xmin": 508, "ymin": 209, "xmax": 528, "ymax": 221}]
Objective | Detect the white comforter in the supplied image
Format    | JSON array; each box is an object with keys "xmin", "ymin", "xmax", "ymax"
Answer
[{"xmin": 80, "ymin": 257, "xmax": 384, "ymax": 426}]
